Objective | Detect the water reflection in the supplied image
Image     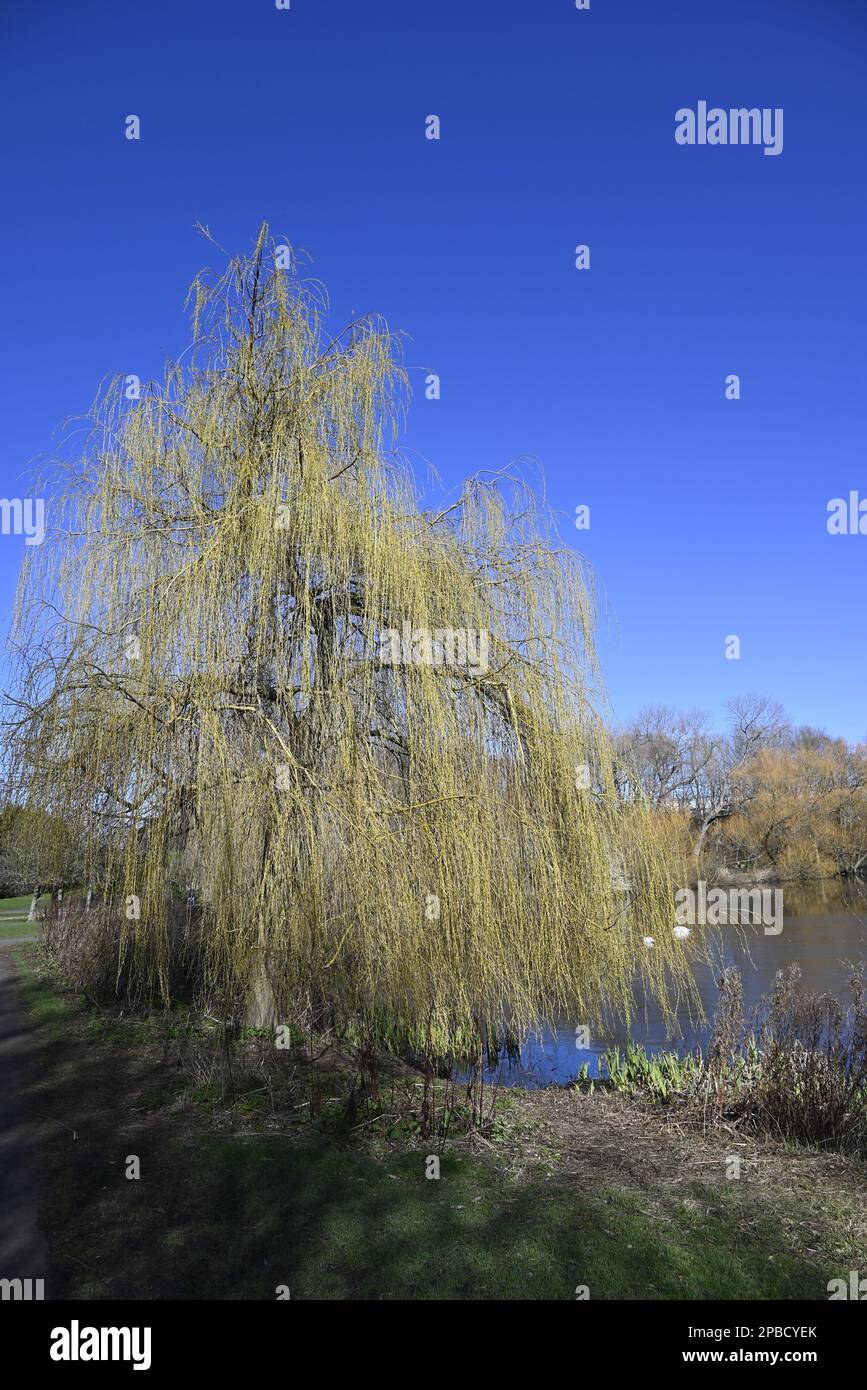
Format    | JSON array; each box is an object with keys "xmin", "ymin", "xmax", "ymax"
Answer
[{"xmin": 494, "ymin": 881, "xmax": 867, "ymax": 1089}]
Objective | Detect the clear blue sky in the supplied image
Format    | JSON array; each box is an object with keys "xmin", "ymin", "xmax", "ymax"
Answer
[{"xmin": 1, "ymin": 0, "xmax": 865, "ymax": 738}]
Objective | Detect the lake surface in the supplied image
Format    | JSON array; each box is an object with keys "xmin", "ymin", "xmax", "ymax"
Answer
[{"xmin": 491, "ymin": 880, "xmax": 867, "ymax": 1089}]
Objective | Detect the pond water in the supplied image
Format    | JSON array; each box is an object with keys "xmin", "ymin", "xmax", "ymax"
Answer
[{"xmin": 491, "ymin": 881, "xmax": 867, "ymax": 1089}]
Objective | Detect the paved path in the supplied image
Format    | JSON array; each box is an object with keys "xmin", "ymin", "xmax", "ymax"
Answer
[{"xmin": 0, "ymin": 942, "xmax": 48, "ymax": 1293}]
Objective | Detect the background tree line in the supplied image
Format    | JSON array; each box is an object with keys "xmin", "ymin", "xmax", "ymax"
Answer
[{"xmin": 614, "ymin": 694, "xmax": 867, "ymax": 881}]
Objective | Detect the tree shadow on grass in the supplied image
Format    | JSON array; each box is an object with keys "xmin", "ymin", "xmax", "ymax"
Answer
[{"xmin": 10, "ymin": 951, "xmax": 835, "ymax": 1302}]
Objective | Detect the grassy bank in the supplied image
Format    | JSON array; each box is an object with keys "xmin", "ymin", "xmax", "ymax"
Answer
[
  {"xmin": 0, "ymin": 921, "xmax": 37, "ymax": 939},
  {"xmin": 0, "ymin": 892, "xmax": 48, "ymax": 938},
  {"xmin": 13, "ymin": 945, "xmax": 867, "ymax": 1301}
]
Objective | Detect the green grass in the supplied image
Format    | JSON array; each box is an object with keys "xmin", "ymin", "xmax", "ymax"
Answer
[
  {"xmin": 51, "ymin": 1141, "xmax": 824, "ymax": 1302},
  {"xmin": 0, "ymin": 893, "xmax": 48, "ymax": 912},
  {"xmin": 0, "ymin": 893, "xmax": 47, "ymax": 937},
  {"xmin": 12, "ymin": 948, "xmax": 856, "ymax": 1302},
  {"xmin": 0, "ymin": 919, "xmax": 37, "ymax": 938}
]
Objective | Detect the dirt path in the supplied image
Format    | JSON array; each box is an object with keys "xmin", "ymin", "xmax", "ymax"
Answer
[{"xmin": 0, "ymin": 943, "xmax": 48, "ymax": 1292}]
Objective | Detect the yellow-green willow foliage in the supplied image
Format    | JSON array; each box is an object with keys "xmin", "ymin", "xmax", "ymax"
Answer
[{"xmin": 8, "ymin": 225, "xmax": 697, "ymax": 1051}]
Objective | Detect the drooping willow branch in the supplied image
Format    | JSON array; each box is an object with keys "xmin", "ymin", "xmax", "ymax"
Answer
[{"xmin": 5, "ymin": 223, "xmax": 697, "ymax": 1052}]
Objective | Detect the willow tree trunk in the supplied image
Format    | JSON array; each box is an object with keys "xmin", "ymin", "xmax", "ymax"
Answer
[
  {"xmin": 246, "ymin": 948, "xmax": 277, "ymax": 1028},
  {"xmin": 245, "ymin": 821, "xmax": 278, "ymax": 1027}
]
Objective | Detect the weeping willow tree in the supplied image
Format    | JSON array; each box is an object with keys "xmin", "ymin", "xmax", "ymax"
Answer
[{"xmin": 6, "ymin": 224, "xmax": 697, "ymax": 1055}]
